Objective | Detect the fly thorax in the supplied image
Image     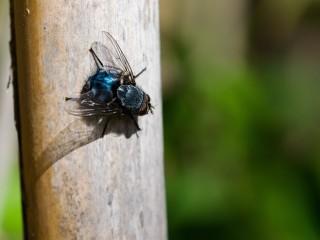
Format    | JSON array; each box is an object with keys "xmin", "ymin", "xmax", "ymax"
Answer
[{"xmin": 117, "ymin": 85, "xmax": 144, "ymax": 113}]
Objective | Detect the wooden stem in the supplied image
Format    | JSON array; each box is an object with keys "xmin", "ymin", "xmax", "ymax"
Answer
[{"xmin": 10, "ymin": 0, "xmax": 166, "ymax": 239}]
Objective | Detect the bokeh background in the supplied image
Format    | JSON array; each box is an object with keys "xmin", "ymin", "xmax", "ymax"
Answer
[{"xmin": 1, "ymin": 0, "xmax": 320, "ymax": 239}]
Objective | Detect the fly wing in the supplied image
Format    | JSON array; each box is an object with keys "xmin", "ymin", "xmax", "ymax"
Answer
[
  {"xmin": 65, "ymin": 91, "xmax": 110, "ymax": 117},
  {"xmin": 36, "ymin": 97, "xmax": 129, "ymax": 181},
  {"xmin": 65, "ymin": 98, "xmax": 104, "ymax": 117},
  {"xmin": 91, "ymin": 32, "xmax": 135, "ymax": 84},
  {"xmin": 35, "ymin": 116, "xmax": 108, "ymax": 181},
  {"xmin": 65, "ymin": 91, "xmax": 126, "ymax": 117},
  {"xmin": 90, "ymin": 41, "xmax": 125, "ymax": 72}
]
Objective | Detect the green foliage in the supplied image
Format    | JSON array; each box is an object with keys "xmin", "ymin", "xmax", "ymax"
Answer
[
  {"xmin": 1, "ymin": 167, "xmax": 23, "ymax": 240},
  {"xmin": 164, "ymin": 51, "xmax": 320, "ymax": 239}
]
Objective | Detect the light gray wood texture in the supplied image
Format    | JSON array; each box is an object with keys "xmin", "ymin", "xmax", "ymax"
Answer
[{"xmin": 11, "ymin": 0, "xmax": 166, "ymax": 239}]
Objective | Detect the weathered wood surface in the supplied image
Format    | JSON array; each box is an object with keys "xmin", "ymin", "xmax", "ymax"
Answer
[{"xmin": 11, "ymin": 0, "xmax": 166, "ymax": 239}]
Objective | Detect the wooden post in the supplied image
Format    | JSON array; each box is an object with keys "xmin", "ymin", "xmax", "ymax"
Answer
[{"xmin": 10, "ymin": 0, "xmax": 166, "ymax": 239}]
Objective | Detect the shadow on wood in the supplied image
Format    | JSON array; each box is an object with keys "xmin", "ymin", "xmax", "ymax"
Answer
[{"xmin": 35, "ymin": 115, "xmax": 139, "ymax": 182}]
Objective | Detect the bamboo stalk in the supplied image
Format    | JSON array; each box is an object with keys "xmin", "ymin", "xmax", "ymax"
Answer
[{"xmin": 10, "ymin": 0, "xmax": 166, "ymax": 239}]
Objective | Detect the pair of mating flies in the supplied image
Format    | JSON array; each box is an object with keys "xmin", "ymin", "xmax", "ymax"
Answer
[{"xmin": 65, "ymin": 32, "xmax": 153, "ymax": 135}]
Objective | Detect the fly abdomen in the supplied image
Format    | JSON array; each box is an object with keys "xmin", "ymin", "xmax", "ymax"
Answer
[
  {"xmin": 90, "ymin": 88, "xmax": 113, "ymax": 103},
  {"xmin": 89, "ymin": 70, "xmax": 120, "ymax": 103},
  {"xmin": 90, "ymin": 70, "xmax": 118, "ymax": 89}
]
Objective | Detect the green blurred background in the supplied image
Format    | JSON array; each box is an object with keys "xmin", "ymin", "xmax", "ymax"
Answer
[{"xmin": 1, "ymin": 0, "xmax": 320, "ymax": 239}]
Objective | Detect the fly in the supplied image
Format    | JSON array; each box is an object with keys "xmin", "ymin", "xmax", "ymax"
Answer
[
  {"xmin": 35, "ymin": 32, "xmax": 153, "ymax": 181},
  {"xmin": 65, "ymin": 32, "xmax": 153, "ymax": 134}
]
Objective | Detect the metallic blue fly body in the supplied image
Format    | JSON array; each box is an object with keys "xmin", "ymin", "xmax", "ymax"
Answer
[
  {"xmin": 35, "ymin": 33, "xmax": 153, "ymax": 181},
  {"xmin": 65, "ymin": 32, "xmax": 153, "ymax": 131}
]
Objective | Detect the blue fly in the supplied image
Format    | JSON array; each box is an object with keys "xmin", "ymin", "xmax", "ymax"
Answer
[
  {"xmin": 65, "ymin": 32, "xmax": 153, "ymax": 131},
  {"xmin": 35, "ymin": 32, "xmax": 152, "ymax": 181}
]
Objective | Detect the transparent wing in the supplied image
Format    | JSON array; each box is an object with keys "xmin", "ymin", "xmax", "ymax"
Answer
[
  {"xmin": 65, "ymin": 91, "xmax": 110, "ymax": 117},
  {"xmin": 36, "ymin": 98, "xmax": 132, "ymax": 181},
  {"xmin": 35, "ymin": 116, "xmax": 109, "ymax": 181},
  {"xmin": 65, "ymin": 98, "xmax": 105, "ymax": 117},
  {"xmin": 91, "ymin": 32, "xmax": 135, "ymax": 83},
  {"xmin": 65, "ymin": 91, "xmax": 127, "ymax": 117},
  {"xmin": 91, "ymin": 42, "xmax": 125, "ymax": 72}
]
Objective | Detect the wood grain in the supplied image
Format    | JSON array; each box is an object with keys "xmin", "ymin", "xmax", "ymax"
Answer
[{"xmin": 11, "ymin": 0, "xmax": 166, "ymax": 239}]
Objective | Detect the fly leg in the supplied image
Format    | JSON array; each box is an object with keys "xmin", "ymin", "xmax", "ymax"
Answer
[
  {"xmin": 101, "ymin": 118, "xmax": 111, "ymax": 138},
  {"xmin": 134, "ymin": 67, "xmax": 146, "ymax": 78},
  {"xmin": 90, "ymin": 48, "xmax": 104, "ymax": 69},
  {"xmin": 128, "ymin": 113, "xmax": 141, "ymax": 131}
]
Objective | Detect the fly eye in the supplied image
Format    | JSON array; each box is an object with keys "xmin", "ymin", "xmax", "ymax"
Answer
[
  {"xmin": 146, "ymin": 94, "xmax": 151, "ymax": 102},
  {"xmin": 139, "ymin": 102, "xmax": 148, "ymax": 116}
]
